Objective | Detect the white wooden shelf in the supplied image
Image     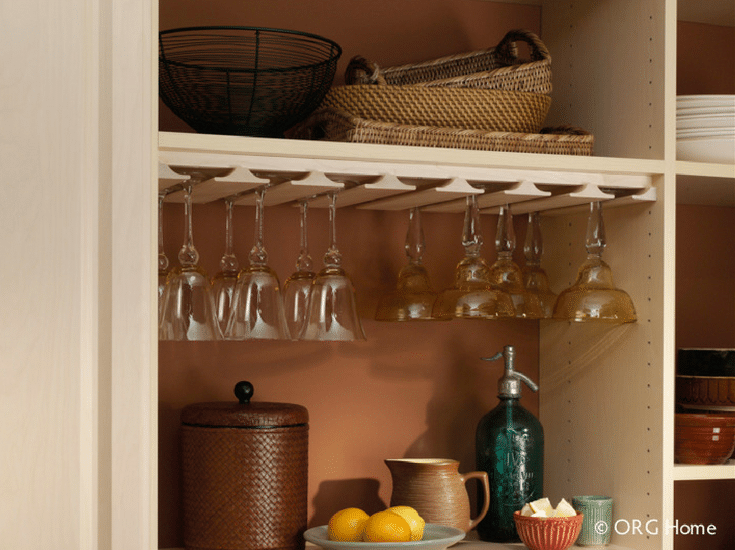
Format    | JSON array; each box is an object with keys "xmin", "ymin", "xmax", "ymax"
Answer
[
  {"xmin": 158, "ymin": 132, "xmax": 658, "ymax": 212},
  {"xmin": 673, "ymin": 460, "xmax": 735, "ymax": 481}
]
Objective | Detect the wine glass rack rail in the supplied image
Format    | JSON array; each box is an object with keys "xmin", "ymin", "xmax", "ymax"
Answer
[{"xmin": 158, "ymin": 133, "xmax": 658, "ymax": 214}]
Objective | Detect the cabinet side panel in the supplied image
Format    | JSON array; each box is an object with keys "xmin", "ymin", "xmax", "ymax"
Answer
[
  {"xmin": 0, "ymin": 0, "xmax": 92, "ymax": 547},
  {"xmin": 541, "ymin": 0, "xmax": 666, "ymax": 159},
  {"xmin": 540, "ymin": 196, "xmax": 666, "ymax": 550}
]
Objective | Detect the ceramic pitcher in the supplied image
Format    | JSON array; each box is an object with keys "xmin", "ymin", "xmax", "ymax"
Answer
[{"xmin": 385, "ymin": 458, "xmax": 490, "ymax": 532}]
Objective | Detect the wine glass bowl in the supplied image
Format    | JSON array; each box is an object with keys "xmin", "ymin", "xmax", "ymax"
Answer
[{"xmin": 553, "ymin": 201, "xmax": 637, "ymax": 323}]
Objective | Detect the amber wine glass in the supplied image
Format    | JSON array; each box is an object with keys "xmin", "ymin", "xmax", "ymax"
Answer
[
  {"xmin": 521, "ymin": 211, "xmax": 557, "ymax": 318},
  {"xmin": 375, "ymin": 207, "xmax": 440, "ymax": 321},
  {"xmin": 487, "ymin": 205, "xmax": 543, "ymax": 319},
  {"xmin": 553, "ymin": 201, "xmax": 637, "ymax": 322},
  {"xmin": 433, "ymin": 195, "xmax": 515, "ymax": 320}
]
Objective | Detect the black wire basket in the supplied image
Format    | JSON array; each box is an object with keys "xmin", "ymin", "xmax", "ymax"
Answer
[{"xmin": 159, "ymin": 26, "xmax": 342, "ymax": 137}]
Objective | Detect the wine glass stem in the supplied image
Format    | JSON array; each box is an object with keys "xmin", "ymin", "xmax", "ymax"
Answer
[
  {"xmin": 221, "ymin": 198, "xmax": 239, "ymax": 273},
  {"xmin": 495, "ymin": 204, "xmax": 515, "ymax": 256},
  {"xmin": 324, "ymin": 192, "xmax": 342, "ymax": 268},
  {"xmin": 524, "ymin": 211, "xmax": 543, "ymax": 267},
  {"xmin": 250, "ymin": 186, "xmax": 268, "ymax": 266},
  {"xmin": 405, "ymin": 207, "xmax": 426, "ymax": 264},
  {"xmin": 158, "ymin": 192, "xmax": 169, "ymax": 272},
  {"xmin": 296, "ymin": 200, "xmax": 313, "ymax": 272},
  {"xmin": 586, "ymin": 201, "xmax": 606, "ymax": 257},
  {"xmin": 179, "ymin": 183, "xmax": 199, "ymax": 267},
  {"xmin": 462, "ymin": 194, "xmax": 483, "ymax": 257}
]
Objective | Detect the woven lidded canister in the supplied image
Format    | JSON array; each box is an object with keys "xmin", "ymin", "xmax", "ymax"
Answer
[{"xmin": 181, "ymin": 381, "xmax": 309, "ymax": 550}]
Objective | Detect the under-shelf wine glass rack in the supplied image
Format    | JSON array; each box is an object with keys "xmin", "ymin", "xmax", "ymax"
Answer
[{"xmin": 159, "ymin": 133, "xmax": 658, "ymax": 215}]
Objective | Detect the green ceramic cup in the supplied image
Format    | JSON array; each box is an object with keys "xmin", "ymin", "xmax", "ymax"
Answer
[{"xmin": 572, "ymin": 495, "xmax": 613, "ymax": 546}]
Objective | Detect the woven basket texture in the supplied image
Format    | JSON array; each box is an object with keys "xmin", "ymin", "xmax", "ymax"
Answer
[
  {"xmin": 321, "ymin": 85, "xmax": 551, "ymax": 134},
  {"xmin": 182, "ymin": 425, "xmax": 308, "ymax": 550},
  {"xmin": 290, "ymin": 109, "xmax": 592, "ymax": 156},
  {"xmin": 345, "ymin": 29, "xmax": 552, "ymax": 95}
]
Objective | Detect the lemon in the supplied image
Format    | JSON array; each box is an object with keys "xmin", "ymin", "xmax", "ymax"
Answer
[
  {"xmin": 386, "ymin": 506, "xmax": 425, "ymax": 541},
  {"xmin": 361, "ymin": 510, "xmax": 412, "ymax": 543},
  {"xmin": 327, "ymin": 507, "xmax": 370, "ymax": 541},
  {"xmin": 529, "ymin": 497, "xmax": 553, "ymax": 516}
]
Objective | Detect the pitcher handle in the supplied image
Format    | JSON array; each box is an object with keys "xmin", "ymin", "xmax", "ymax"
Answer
[{"xmin": 460, "ymin": 471, "xmax": 490, "ymax": 531}]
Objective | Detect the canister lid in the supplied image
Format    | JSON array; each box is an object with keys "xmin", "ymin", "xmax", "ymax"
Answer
[{"xmin": 181, "ymin": 381, "xmax": 309, "ymax": 428}]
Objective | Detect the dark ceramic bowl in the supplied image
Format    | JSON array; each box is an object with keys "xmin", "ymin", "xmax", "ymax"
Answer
[
  {"xmin": 677, "ymin": 349, "xmax": 735, "ymax": 377},
  {"xmin": 676, "ymin": 375, "xmax": 735, "ymax": 411}
]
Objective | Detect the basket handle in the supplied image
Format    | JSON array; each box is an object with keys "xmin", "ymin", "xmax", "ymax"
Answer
[
  {"xmin": 494, "ymin": 29, "xmax": 551, "ymax": 65},
  {"xmin": 345, "ymin": 55, "xmax": 387, "ymax": 85}
]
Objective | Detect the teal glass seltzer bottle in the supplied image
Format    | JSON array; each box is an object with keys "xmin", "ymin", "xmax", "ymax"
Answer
[{"xmin": 476, "ymin": 345, "xmax": 543, "ymax": 542}]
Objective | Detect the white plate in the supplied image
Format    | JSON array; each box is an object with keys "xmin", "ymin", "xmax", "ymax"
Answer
[
  {"xmin": 677, "ymin": 114, "xmax": 735, "ymax": 130},
  {"xmin": 677, "ymin": 128, "xmax": 735, "ymax": 138},
  {"xmin": 677, "ymin": 106, "xmax": 735, "ymax": 117},
  {"xmin": 677, "ymin": 136, "xmax": 735, "ymax": 164},
  {"xmin": 303, "ymin": 525, "xmax": 466, "ymax": 550},
  {"xmin": 677, "ymin": 95, "xmax": 735, "ymax": 109}
]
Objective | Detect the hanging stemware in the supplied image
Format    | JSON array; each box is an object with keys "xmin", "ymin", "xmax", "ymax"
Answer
[
  {"xmin": 432, "ymin": 195, "xmax": 515, "ymax": 320},
  {"xmin": 157, "ymin": 190, "xmax": 171, "ymax": 320},
  {"xmin": 375, "ymin": 207, "xmax": 441, "ymax": 321},
  {"xmin": 226, "ymin": 186, "xmax": 290, "ymax": 340},
  {"xmin": 487, "ymin": 204, "xmax": 544, "ymax": 319},
  {"xmin": 211, "ymin": 198, "xmax": 241, "ymax": 334},
  {"xmin": 521, "ymin": 211, "xmax": 557, "ymax": 318},
  {"xmin": 283, "ymin": 200, "xmax": 317, "ymax": 339},
  {"xmin": 159, "ymin": 177, "xmax": 222, "ymax": 340},
  {"xmin": 553, "ymin": 201, "xmax": 637, "ymax": 322},
  {"xmin": 301, "ymin": 192, "xmax": 366, "ymax": 341}
]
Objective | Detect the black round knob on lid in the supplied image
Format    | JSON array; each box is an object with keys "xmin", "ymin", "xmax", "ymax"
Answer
[{"xmin": 234, "ymin": 381, "xmax": 254, "ymax": 404}]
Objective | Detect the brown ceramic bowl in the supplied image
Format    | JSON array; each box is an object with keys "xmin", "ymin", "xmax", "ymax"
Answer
[
  {"xmin": 513, "ymin": 511, "xmax": 583, "ymax": 550},
  {"xmin": 676, "ymin": 375, "xmax": 735, "ymax": 411},
  {"xmin": 674, "ymin": 413, "xmax": 735, "ymax": 465}
]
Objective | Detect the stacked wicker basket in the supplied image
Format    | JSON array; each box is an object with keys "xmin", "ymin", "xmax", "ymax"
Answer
[{"xmin": 291, "ymin": 29, "xmax": 593, "ymax": 155}]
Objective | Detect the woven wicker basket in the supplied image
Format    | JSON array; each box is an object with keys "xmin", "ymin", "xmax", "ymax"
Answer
[
  {"xmin": 181, "ymin": 382, "xmax": 309, "ymax": 550},
  {"xmin": 290, "ymin": 108, "xmax": 593, "ymax": 156},
  {"xmin": 345, "ymin": 29, "xmax": 552, "ymax": 95},
  {"xmin": 321, "ymin": 85, "xmax": 551, "ymax": 134}
]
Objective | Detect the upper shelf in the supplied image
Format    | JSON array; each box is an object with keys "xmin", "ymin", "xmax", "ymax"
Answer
[
  {"xmin": 678, "ymin": 0, "xmax": 735, "ymax": 27},
  {"xmin": 158, "ymin": 131, "xmax": 658, "ymax": 214}
]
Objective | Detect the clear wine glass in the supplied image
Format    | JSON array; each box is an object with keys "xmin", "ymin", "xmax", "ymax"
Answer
[
  {"xmin": 225, "ymin": 186, "xmax": 290, "ymax": 340},
  {"xmin": 375, "ymin": 207, "xmax": 441, "ymax": 321},
  {"xmin": 553, "ymin": 201, "xmax": 637, "ymax": 322},
  {"xmin": 157, "ymin": 190, "xmax": 170, "ymax": 320},
  {"xmin": 432, "ymin": 195, "xmax": 515, "ymax": 320},
  {"xmin": 521, "ymin": 211, "xmax": 557, "ymax": 318},
  {"xmin": 159, "ymin": 176, "xmax": 222, "ymax": 341},
  {"xmin": 487, "ymin": 205, "xmax": 544, "ymax": 319},
  {"xmin": 283, "ymin": 200, "xmax": 317, "ymax": 339},
  {"xmin": 211, "ymin": 197, "xmax": 241, "ymax": 334},
  {"xmin": 301, "ymin": 192, "xmax": 366, "ymax": 340}
]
